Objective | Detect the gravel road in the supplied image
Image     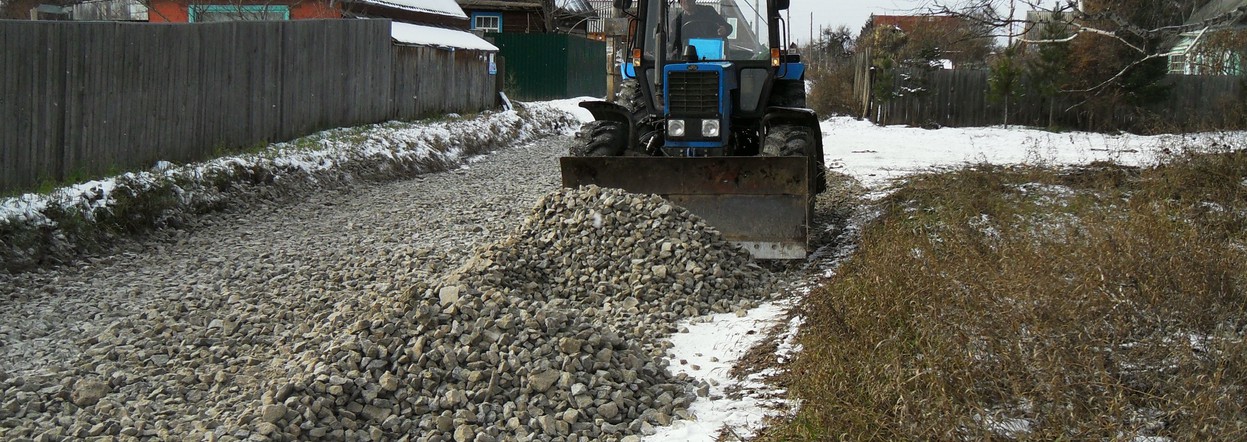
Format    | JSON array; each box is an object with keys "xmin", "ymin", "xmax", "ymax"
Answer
[
  {"xmin": 1, "ymin": 136, "xmax": 565, "ymax": 374},
  {"xmin": 0, "ymin": 128, "xmax": 840, "ymax": 441},
  {"xmin": 0, "ymin": 137, "xmax": 576, "ymax": 439}
]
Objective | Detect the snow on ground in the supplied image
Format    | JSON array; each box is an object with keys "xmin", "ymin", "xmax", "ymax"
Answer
[
  {"xmin": 648, "ymin": 302, "xmax": 792, "ymax": 441},
  {"xmin": 0, "ymin": 105, "xmax": 574, "ymax": 230},
  {"xmin": 821, "ymin": 117, "xmax": 1175, "ymax": 191},
  {"xmin": 543, "ymin": 97, "xmax": 596, "ymax": 123}
]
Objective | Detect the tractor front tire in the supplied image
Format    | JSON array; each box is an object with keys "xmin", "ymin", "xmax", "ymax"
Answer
[
  {"xmin": 763, "ymin": 124, "xmax": 827, "ymax": 194},
  {"xmin": 762, "ymin": 125, "xmax": 815, "ymax": 157},
  {"xmin": 570, "ymin": 120, "xmax": 627, "ymax": 157},
  {"xmin": 617, "ymin": 79, "xmax": 650, "ymax": 120}
]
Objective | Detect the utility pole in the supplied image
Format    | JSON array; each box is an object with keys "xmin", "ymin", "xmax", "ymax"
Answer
[{"xmin": 1007, "ymin": 0, "xmax": 1016, "ymax": 46}]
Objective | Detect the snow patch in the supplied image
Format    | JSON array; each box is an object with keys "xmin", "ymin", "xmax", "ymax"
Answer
[{"xmin": 649, "ymin": 302, "xmax": 790, "ymax": 441}]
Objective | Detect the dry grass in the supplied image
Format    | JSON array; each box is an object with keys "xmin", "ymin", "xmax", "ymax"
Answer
[{"xmin": 764, "ymin": 144, "xmax": 1247, "ymax": 440}]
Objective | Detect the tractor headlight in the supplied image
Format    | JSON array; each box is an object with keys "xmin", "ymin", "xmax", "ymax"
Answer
[
  {"xmin": 702, "ymin": 120, "xmax": 720, "ymax": 137},
  {"xmin": 668, "ymin": 119, "xmax": 686, "ymax": 137}
]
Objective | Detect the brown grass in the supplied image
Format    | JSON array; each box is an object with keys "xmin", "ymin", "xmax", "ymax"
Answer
[{"xmin": 764, "ymin": 143, "xmax": 1247, "ymax": 440}]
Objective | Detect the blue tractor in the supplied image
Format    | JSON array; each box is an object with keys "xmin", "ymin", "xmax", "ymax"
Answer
[{"xmin": 561, "ymin": 0, "xmax": 827, "ymax": 259}]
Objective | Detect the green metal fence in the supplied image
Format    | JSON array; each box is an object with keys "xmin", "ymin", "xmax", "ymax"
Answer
[{"xmin": 489, "ymin": 33, "xmax": 606, "ymax": 101}]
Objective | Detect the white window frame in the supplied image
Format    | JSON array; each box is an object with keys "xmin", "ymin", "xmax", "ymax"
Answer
[{"xmin": 472, "ymin": 13, "xmax": 501, "ymax": 33}]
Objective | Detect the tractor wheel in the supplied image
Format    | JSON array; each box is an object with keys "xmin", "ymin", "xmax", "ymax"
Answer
[
  {"xmin": 616, "ymin": 79, "xmax": 648, "ymax": 120},
  {"xmin": 616, "ymin": 79, "xmax": 657, "ymax": 155},
  {"xmin": 570, "ymin": 120, "xmax": 627, "ymax": 157},
  {"xmin": 762, "ymin": 124, "xmax": 815, "ymax": 157},
  {"xmin": 763, "ymin": 125, "xmax": 827, "ymax": 194},
  {"xmin": 616, "ymin": 77, "xmax": 653, "ymax": 128}
]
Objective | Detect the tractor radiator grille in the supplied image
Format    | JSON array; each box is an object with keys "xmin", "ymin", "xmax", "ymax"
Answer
[{"xmin": 667, "ymin": 71, "xmax": 720, "ymax": 116}]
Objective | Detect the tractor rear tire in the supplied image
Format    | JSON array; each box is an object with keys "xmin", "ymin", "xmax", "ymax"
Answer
[{"xmin": 570, "ymin": 120, "xmax": 627, "ymax": 157}]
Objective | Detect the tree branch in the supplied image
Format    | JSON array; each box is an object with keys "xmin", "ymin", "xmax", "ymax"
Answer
[{"xmin": 1063, "ymin": 51, "xmax": 1167, "ymax": 96}]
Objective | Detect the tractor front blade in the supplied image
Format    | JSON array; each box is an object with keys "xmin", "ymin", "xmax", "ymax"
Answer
[{"xmin": 559, "ymin": 156, "xmax": 815, "ymax": 259}]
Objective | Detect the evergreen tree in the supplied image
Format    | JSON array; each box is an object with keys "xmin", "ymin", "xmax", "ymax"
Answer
[
  {"xmin": 1024, "ymin": 11, "xmax": 1073, "ymax": 128},
  {"xmin": 988, "ymin": 44, "xmax": 1023, "ymax": 127}
]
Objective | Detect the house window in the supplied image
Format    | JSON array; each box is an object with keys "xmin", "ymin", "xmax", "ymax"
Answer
[
  {"xmin": 189, "ymin": 5, "xmax": 290, "ymax": 22},
  {"xmin": 1169, "ymin": 54, "xmax": 1189, "ymax": 75},
  {"xmin": 472, "ymin": 13, "xmax": 501, "ymax": 33}
]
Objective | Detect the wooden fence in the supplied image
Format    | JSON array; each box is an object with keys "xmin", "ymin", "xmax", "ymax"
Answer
[
  {"xmin": 1, "ymin": 19, "xmax": 497, "ymax": 193},
  {"xmin": 856, "ymin": 65, "xmax": 1246, "ymax": 130},
  {"xmin": 1163, "ymin": 74, "xmax": 1246, "ymax": 130},
  {"xmin": 393, "ymin": 46, "xmax": 497, "ymax": 118}
]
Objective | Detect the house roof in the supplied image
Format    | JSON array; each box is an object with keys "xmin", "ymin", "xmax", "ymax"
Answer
[
  {"xmin": 391, "ymin": 20, "xmax": 499, "ymax": 50},
  {"xmin": 456, "ymin": 0, "xmax": 543, "ymax": 12},
  {"xmin": 356, "ymin": 0, "xmax": 469, "ymax": 18},
  {"xmin": 1165, "ymin": 0, "xmax": 1246, "ymax": 52},
  {"xmin": 1186, "ymin": 0, "xmax": 1247, "ymax": 25}
]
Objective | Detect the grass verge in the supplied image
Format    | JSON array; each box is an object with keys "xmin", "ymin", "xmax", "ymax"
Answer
[{"xmin": 765, "ymin": 146, "xmax": 1247, "ymax": 440}]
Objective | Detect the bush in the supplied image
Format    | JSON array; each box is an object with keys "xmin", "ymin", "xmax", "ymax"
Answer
[{"xmin": 806, "ymin": 60, "xmax": 860, "ymax": 118}]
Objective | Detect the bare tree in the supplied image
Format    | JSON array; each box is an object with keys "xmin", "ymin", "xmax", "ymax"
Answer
[
  {"xmin": 2, "ymin": 0, "xmax": 41, "ymax": 18},
  {"xmin": 540, "ymin": 0, "xmax": 557, "ymax": 31},
  {"xmin": 922, "ymin": 0, "xmax": 1246, "ymax": 130},
  {"xmin": 928, "ymin": 0, "xmax": 1243, "ymax": 92},
  {"xmin": 538, "ymin": 0, "xmax": 595, "ymax": 33}
]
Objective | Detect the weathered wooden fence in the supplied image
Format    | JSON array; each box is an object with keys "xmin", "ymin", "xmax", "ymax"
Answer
[
  {"xmin": 393, "ymin": 46, "xmax": 496, "ymax": 119},
  {"xmin": 1164, "ymin": 74, "xmax": 1246, "ymax": 130},
  {"xmin": 1, "ymin": 19, "xmax": 497, "ymax": 193},
  {"xmin": 872, "ymin": 69, "xmax": 995, "ymax": 127},
  {"xmin": 858, "ymin": 66, "xmax": 1245, "ymax": 129}
]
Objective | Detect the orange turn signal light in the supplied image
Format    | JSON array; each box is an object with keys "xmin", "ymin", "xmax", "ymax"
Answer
[
  {"xmin": 633, "ymin": 49, "xmax": 642, "ymax": 67},
  {"xmin": 770, "ymin": 48, "xmax": 781, "ymax": 67}
]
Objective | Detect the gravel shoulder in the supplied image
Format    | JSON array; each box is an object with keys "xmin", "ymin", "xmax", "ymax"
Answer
[
  {"xmin": 1, "ymin": 139, "xmax": 564, "ymax": 374},
  {"xmin": 0, "ymin": 138, "xmax": 568, "ymax": 439}
]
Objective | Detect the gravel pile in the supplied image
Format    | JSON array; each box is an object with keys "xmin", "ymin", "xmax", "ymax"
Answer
[
  {"xmin": 0, "ymin": 138, "xmax": 779, "ymax": 442},
  {"xmin": 245, "ymin": 185, "xmax": 776, "ymax": 441}
]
